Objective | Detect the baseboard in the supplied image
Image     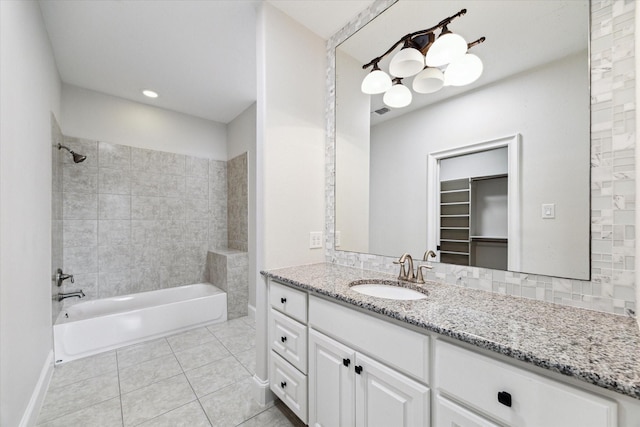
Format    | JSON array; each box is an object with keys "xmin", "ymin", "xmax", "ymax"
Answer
[
  {"xmin": 252, "ymin": 374, "xmax": 273, "ymax": 406},
  {"xmin": 20, "ymin": 350, "xmax": 54, "ymax": 427},
  {"xmin": 247, "ymin": 304, "xmax": 256, "ymax": 322}
]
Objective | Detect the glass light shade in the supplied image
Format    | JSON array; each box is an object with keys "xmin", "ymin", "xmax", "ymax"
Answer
[
  {"xmin": 383, "ymin": 82, "xmax": 412, "ymax": 108},
  {"xmin": 425, "ymin": 32, "xmax": 467, "ymax": 67},
  {"xmin": 361, "ymin": 69, "xmax": 392, "ymax": 94},
  {"xmin": 412, "ymin": 67, "xmax": 445, "ymax": 94},
  {"xmin": 444, "ymin": 54, "xmax": 483, "ymax": 87},
  {"xmin": 389, "ymin": 47, "xmax": 425, "ymax": 78}
]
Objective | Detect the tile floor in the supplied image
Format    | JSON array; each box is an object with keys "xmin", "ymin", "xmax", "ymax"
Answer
[{"xmin": 36, "ymin": 316, "xmax": 304, "ymax": 427}]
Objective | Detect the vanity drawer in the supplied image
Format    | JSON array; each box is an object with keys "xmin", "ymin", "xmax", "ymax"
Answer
[
  {"xmin": 270, "ymin": 351, "xmax": 308, "ymax": 423},
  {"xmin": 435, "ymin": 340, "xmax": 617, "ymax": 427},
  {"xmin": 270, "ymin": 308, "xmax": 307, "ymax": 373},
  {"xmin": 435, "ymin": 394, "xmax": 499, "ymax": 427},
  {"xmin": 309, "ymin": 295, "xmax": 429, "ymax": 383},
  {"xmin": 270, "ymin": 280, "xmax": 307, "ymax": 323}
]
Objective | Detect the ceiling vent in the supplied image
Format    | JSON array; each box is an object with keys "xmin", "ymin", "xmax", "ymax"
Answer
[{"xmin": 373, "ymin": 107, "xmax": 390, "ymax": 115}]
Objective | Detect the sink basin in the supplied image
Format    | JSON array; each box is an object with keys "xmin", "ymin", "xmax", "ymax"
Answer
[{"xmin": 349, "ymin": 281, "xmax": 427, "ymax": 300}]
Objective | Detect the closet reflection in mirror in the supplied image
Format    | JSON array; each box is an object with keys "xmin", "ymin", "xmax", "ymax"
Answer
[{"xmin": 334, "ymin": 0, "xmax": 590, "ymax": 280}]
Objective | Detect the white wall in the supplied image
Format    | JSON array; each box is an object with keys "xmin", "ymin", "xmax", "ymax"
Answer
[
  {"xmin": 0, "ymin": 2, "xmax": 61, "ymax": 425},
  {"xmin": 335, "ymin": 49, "xmax": 370, "ymax": 253},
  {"xmin": 228, "ymin": 103, "xmax": 257, "ymax": 308},
  {"xmin": 260, "ymin": 5, "xmax": 326, "ymax": 270},
  {"xmin": 636, "ymin": 4, "xmax": 640, "ymax": 329},
  {"xmin": 61, "ymin": 84, "xmax": 227, "ymax": 160},
  {"xmin": 254, "ymin": 1, "xmax": 326, "ymax": 403},
  {"xmin": 369, "ymin": 52, "xmax": 589, "ymax": 279}
]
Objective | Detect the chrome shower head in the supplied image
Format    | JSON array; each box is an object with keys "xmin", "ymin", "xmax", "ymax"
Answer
[
  {"xmin": 72, "ymin": 152, "xmax": 87, "ymax": 163},
  {"xmin": 58, "ymin": 144, "xmax": 87, "ymax": 163}
]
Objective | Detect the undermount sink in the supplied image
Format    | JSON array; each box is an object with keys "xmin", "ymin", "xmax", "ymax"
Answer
[{"xmin": 349, "ymin": 280, "xmax": 427, "ymax": 300}]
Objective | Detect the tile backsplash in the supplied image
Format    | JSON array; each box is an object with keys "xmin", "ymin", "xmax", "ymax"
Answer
[
  {"xmin": 325, "ymin": 0, "xmax": 637, "ymax": 315},
  {"xmin": 60, "ymin": 137, "xmax": 247, "ymax": 304}
]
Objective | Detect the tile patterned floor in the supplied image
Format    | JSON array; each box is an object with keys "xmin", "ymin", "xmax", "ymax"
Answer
[{"xmin": 36, "ymin": 317, "xmax": 303, "ymax": 427}]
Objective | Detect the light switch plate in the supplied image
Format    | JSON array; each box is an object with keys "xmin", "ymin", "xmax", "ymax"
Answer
[
  {"xmin": 309, "ymin": 231, "xmax": 323, "ymax": 249},
  {"xmin": 542, "ymin": 203, "xmax": 555, "ymax": 219}
]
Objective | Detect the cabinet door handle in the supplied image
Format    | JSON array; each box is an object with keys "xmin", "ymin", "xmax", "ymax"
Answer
[
  {"xmin": 355, "ymin": 365, "xmax": 363, "ymax": 374},
  {"xmin": 497, "ymin": 391, "xmax": 512, "ymax": 407},
  {"xmin": 343, "ymin": 358, "xmax": 350, "ymax": 367},
  {"xmin": 280, "ymin": 297, "xmax": 287, "ymax": 303},
  {"xmin": 281, "ymin": 381, "xmax": 287, "ymax": 388},
  {"xmin": 281, "ymin": 336, "xmax": 287, "ymax": 343}
]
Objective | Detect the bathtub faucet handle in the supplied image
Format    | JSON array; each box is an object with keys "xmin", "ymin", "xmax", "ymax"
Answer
[{"xmin": 55, "ymin": 268, "xmax": 74, "ymax": 287}]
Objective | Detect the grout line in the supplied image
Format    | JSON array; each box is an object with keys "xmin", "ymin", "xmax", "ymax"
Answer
[{"xmin": 115, "ymin": 349, "xmax": 125, "ymax": 427}]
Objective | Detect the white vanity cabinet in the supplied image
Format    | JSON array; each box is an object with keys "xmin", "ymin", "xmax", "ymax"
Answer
[
  {"xmin": 266, "ymin": 277, "xmax": 637, "ymax": 427},
  {"xmin": 435, "ymin": 340, "xmax": 618, "ymax": 427},
  {"xmin": 308, "ymin": 295, "xmax": 430, "ymax": 427},
  {"xmin": 268, "ymin": 280, "xmax": 308, "ymax": 423}
]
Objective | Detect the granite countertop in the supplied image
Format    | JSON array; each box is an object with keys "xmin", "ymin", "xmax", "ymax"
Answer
[{"xmin": 262, "ymin": 263, "xmax": 640, "ymax": 400}]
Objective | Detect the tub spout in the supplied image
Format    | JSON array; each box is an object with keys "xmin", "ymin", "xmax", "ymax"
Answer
[{"xmin": 57, "ymin": 290, "xmax": 85, "ymax": 302}]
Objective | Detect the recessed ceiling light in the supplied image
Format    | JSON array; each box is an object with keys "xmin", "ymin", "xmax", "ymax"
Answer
[{"xmin": 142, "ymin": 90, "xmax": 158, "ymax": 98}]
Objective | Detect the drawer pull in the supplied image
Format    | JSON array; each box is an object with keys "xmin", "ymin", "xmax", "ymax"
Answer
[
  {"xmin": 280, "ymin": 297, "xmax": 287, "ymax": 303},
  {"xmin": 355, "ymin": 365, "xmax": 363, "ymax": 375},
  {"xmin": 343, "ymin": 358, "xmax": 351, "ymax": 367},
  {"xmin": 497, "ymin": 391, "xmax": 512, "ymax": 407},
  {"xmin": 281, "ymin": 336, "xmax": 287, "ymax": 343},
  {"xmin": 280, "ymin": 381, "xmax": 287, "ymax": 389}
]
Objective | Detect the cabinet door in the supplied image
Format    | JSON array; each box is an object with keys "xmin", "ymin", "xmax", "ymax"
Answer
[
  {"xmin": 355, "ymin": 352, "xmax": 430, "ymax": 427},
  {"xmin": 308, "ymin": 329, "xmax": 355, "ymax": 427}
]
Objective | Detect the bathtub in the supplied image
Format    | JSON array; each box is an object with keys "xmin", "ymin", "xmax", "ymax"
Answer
[{"xmin": 54, "ymin": 283, "xmax": 227, "ymax": 364}]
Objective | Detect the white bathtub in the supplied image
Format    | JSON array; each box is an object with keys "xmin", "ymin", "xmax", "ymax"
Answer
[{"xmin": 54, "ymin": 283, "xmax": 227, "ymax": 364}]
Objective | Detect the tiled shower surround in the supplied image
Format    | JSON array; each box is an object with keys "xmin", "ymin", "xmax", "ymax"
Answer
[
  {"xmin": 51, "ymin": 114, "xmax": 64, "ymax": 323},
  {"xmin": 227, "ymin": 153, "xmax": 249, "ymax": 252},
  {"xmin": 325, "ymin": 0, "xmax": 637, "ymax": 315},
  {"xmin": 60, "ymin": 137, "xmax": 247, "ymax": 304}
]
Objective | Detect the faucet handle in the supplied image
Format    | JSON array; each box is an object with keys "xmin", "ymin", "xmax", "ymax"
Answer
[
  {"xmin": 393, "ymin": 259, "xmax": 408, "ymax": 280},
  {"xmin": 416, "ymin": 264, "xmax": 433, "ymax": 284}
]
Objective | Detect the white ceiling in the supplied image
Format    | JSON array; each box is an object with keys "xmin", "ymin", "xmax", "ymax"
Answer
[{"xmin": 38, "ymin": 0, "xmax": 374, "ymax": 124}]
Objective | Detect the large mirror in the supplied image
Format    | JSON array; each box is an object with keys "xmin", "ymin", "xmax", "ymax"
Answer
[{"xmin": 335, "ymin": 0, "xmax": 590, "ymax": 280}]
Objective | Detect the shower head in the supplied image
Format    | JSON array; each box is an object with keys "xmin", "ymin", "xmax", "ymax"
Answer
[
  {"xmin": 71, "ymin": 152, "xmax": 87, "ymax": 163},
  {"xmin": 58, "ymin": 144, "xmax": 87, "ymax": 163}
]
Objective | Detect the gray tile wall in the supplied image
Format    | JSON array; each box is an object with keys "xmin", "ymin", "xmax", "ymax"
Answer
[
  {"xmin": 227, "ymin": 153, "xmax": 248, "ymax": 251},
  {"xmin": 209, "ymin": 160, "xmax": 228, "ymax": 250},
  {"xmin": 51, "ymin": 113, "xmax": 64, "ymax": 322},
  {"xmin": 325, "ymin": 0, "xmax": 637, "ymax": 315},
  {"xmin": 61, "ymin": 138, "xmax": 228, "ymax": 304},
  {"xmin": 206, "ymin": 249, "xmax": 249, "ymax": 319}
]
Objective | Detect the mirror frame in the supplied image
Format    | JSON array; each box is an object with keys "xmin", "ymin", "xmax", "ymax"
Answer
[{"xmin": 325, "ymin": 0, "xmax": 637, "ymax": 315}]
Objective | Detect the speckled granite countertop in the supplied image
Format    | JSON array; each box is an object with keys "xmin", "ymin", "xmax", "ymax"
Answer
[{"xmin": 262, "ymin": 263, "xmax": 640, "ymax": 400}]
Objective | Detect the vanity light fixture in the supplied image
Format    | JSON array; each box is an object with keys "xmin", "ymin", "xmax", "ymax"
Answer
[
  {"xmin": 142, "ymin": 89, "xmax": 159, "ymax": 98},
  {"xmin": 383, "ymin": 78, "xmax": 412, "ymax": 108},
  {"xmin": 361, "ymin": 8, "xmax": 485, "ymax": 108}
]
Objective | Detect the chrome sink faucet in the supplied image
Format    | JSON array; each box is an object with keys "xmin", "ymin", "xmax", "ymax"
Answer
[
  {"xmin": 395, "ymin": 251, "xmax": 436, "ymax": 284},
  {"xmin": 423, "ymin": 250, "xmax": 437, "ymax": 261},
  {"xmin": 394, "ymin": 253, "xmax": 415, "ymax": 282},
  {"xmin": 57, "ymin": 290, "xmax": 85, "ymax": 302}
]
